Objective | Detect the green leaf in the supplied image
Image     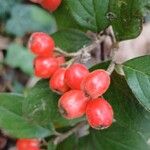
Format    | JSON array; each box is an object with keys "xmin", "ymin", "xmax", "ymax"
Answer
[
  {"xmin": 0, "ymin": 0, "xmax": 22, "ymax": 18},
  {"xmin": 142, "ymin": 0, "xmax": 150, "ymax": 14},
  {"xmin": 0, "ymin": 93, "xmax": 23, "ymax": 115},
  {"xmin": 123, "ymin": 55, "xmax": 150, "ymax": 111},
  {"xmin": 59, "ymin": 122, "xmax": 150, "ymax": 150},
  {"xmin": 108, "ymin": 0, "xmax": 142, "ymax": 40},
  {"xmin": 48, "ymin": 142, "xmax": 57, "ymax": 150},
  {"xmin": 5, "ymin": 43, "xmax": 34, "ymax": 75},
  {"xmin": 56, "ymin": 135, "xmax": 78, "ymax": 150},
  {"xmin": 53, "ymin": 1, "xmax": 81, "ymax": 30},
  {"xmin": 5, "ymin": 4, "xmax": 57, "ymax": 36},
  {"xmin": 0, "ymin": 93, "xmax": 50, "ymax": 138},
  {"xmin": 90, "ymin": 61, "xmax": 110, "ymax": 71},
  {"xmin": 23, "ymin": 80, "xmax": 57, "ymax": 130},
  {"xmin": 77, "ymin": 124, "xmax": 150, "ymax": 150},
  {"xmin": 65, "ymin": 0, "xmax": 149, "ymax": 40},
  {"xmin": 23, "ymin": 80, "xmax": 85, "ymax": 129},
  {"xmin": 52, "ymin": 29, "xmax": 92, "ymax": 52},
  {"xmin": 0, "ymin": 107, "xmax": 50, "ymax": 138},
  {"xmin": 66, "ymin": 0, "xmax": 109, "ymax": 32}
]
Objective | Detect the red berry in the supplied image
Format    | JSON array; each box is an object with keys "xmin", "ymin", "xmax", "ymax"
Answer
[
  {"xmin": 50, "ymin": 68, "xmax": 69, "ymax": 94},
  {"xmin": 41, "ymin": 0, "xmax": 62, "ymax": 12},
  {"xmin": 81, "ymin": 69, "xmax": 110, "ymax": 98},
  {"xmin": 86, "ymin": 98, "xmax": 113, "ymax": 129},
  {"xmin": 28, "ymin": 32, "xmax": 55, "ymax": 56},
  {"xmin": 34, "ymin": 56, "xmax": 59, "ymax": 78},
  {"xmin": 58, "ymin": 90, "xmax": 89, "ymax": 119},
  {"xmin": 65, "ymin": 63, "xmax": 89, "ymax": 90},
  {"xmin": 56, "ymin": 55, "xmax": 65, "ymax": 66},
  {"xmin": 16, "ymin": 139, "xmax": 40, "ymax": 150}
]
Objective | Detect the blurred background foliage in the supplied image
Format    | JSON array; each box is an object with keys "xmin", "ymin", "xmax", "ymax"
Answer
[
  {"xmin": 0, "ymin": 0, "xmax": 58, "ymax": 95},
  {"xmin": 0, "ymin": 1, "xmax": 59, "ymax": 147}
]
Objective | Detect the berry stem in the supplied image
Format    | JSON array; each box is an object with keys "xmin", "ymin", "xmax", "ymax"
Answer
[
  {"xmin": 55, "ymin": 47, "xmax": 79, "ymax": 57},
  {"xmin": 62, "ymin": 57, "xmax": 76, "ymax": 67},
  {"xmin": 54, "ymin": 35, "xmax": 107, "ymax": 58},
  {"xmin": 106, "ymin": 46, "xmax": 118, "ymax": 75},
  {"xmin": 107, "ymin": 60, "xmax": 116, "ymax": 75},
  {"xmin": 42, "ymin": 139, "xmax": 48, "ymax": 146},
  {"xmin": 106, "ymin": 27, "xmax": 119, "ymax": 75},
  {"xmin": 53, "ymin": 121, "xmax": 87, "ymax": 145}
]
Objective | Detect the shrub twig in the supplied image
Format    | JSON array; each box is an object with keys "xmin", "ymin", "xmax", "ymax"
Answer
[{"xmin": 53, "ymin": 121, "xmax": 87, "ymax": 145}]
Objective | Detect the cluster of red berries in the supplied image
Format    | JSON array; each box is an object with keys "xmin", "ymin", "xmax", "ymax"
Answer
[
  {"xmin": 28, "ymin": 32, "xmax": 114, "ymax": 130},
  {"xmin": 30, "ymin": 0, "xmax": 62, "ymax": 12}
]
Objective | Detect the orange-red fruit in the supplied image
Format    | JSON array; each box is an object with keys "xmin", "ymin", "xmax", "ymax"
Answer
[
  {"xmin": 41, "ymin": 0, "xmax": 62, "ymax": 12},
  {"xmin": 58, "ymin": 90, "xmax": 89, "ymax": 119},
  {"xmin": 81, "ymin": 69, "xmax": 110, "ymax": 98},
  {"xmin": 50, "ymin": 68, "xmax": 69, "ymax": 94},
  {"xmin": 86, "ymin": 98, "xmax": 113, "ymax": 129},
  {"xmin": 16, "ymin": 139, "xmax": 40, "ymax": 150},
  {"xmin": 56, "ymin": 55, "xmax": 65, "ymax": 66},
  {"xmin": 34, "ymin": 56, "xmax": 59, "ymax": 79},
  {"xmin": 28, "ymin": 32, "xmax": 55, "ymax": 57},
  {"xmin": 65, "ymin": 63, "xmax": 89, "ymax": 90}
]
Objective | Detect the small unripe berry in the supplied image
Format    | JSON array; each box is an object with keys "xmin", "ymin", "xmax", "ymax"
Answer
[
  {"xmin": 41, "ymin": 0, "xmax": 62, "ymax": 12},
  {"xmin": 34, "ymin": 56, "xmax": 59, "ymax": 79},
  {"xmin": 50, "ymin": 68, "xmax": 69, "ymax": 94},
  {"xmin": 58, "ymin": 90, "xmax": 89, "ymax": 119},
  {"xmin": 16, "ymin": 139, "xmax": 40, "ymax": 150},
  {"xmin": 86, "ymin": 98, "xmax": 113, "ymax": 129},
  {"xmin": 28, "ymin": 32, "xmax": 55, "ymax": 57},
  {"xmin": 65, "ymin": 63, "xmax": 89, "ymax": 90},
  {"xmin": 81, "ymin": 69, "xmax": 110, "ymax": 98}
]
